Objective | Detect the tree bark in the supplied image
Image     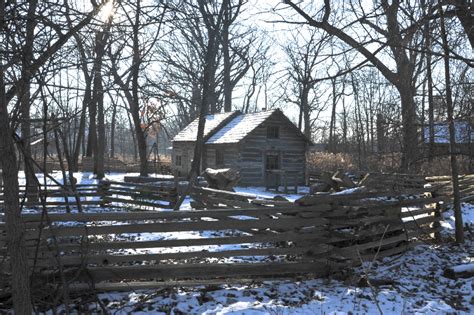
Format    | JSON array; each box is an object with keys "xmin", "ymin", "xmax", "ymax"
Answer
[
  {"xmin": 0, "ymin": 4, "xmax": 32, "ymax": 312},
  {"xmin": 131, "ymin": 0, "xmax": 148, "ymax": 177},
  {"xmin": 20, "ymin": 0, "xmax": 39, "ymax": 201},
  {"xmin": 439, "ymin": 4, "xmax": 464, "ymax": 244},
  {"xmin": 302, "ymin": 86, "xmax": 311, "ymax": 138},
  {"xmin": 398, "ymin": 80, "xmax": 418, "ymax": 170},
  {"xmin": 328, "ymin": 78, "xmax": 337, "ymax": 152},
  {"xmin": 426, "ymin": 36, "xmax": 435, "ymax": 159},
  {"xmin": 454, "ymin": 0, "xmax": 474, "ymax": 48},
  {"xmin": 95, "ymin": 77, "xmax": 106, "ymax": 178},
  {"xmin": 222, "ymin": 0, "xmax": 232, "ymax": 112},
  {"xmin": 110, "ymin": 96, "xmax": 118, "ymax": 158}
]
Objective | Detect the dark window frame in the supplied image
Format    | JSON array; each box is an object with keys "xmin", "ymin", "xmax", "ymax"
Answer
[
  {"xmin": 175, "ymin": 155, "xmax": 182, "ymax": 166},
  {"xmin": 267, "ymin": 125, "xmax": 279, "ymax": 139}
]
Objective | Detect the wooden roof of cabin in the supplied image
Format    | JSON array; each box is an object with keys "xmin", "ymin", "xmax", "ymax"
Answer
[
  {"xmin": 206, "ymin": 110, "xmax": 276, "ymax": 144},
  {"xmin": 173, "ymin": 109, "xmax": 312, "ymax": 145},
  {"xmin": 172, "ymin": 111, "xmax": 238, "ymax": 142}
]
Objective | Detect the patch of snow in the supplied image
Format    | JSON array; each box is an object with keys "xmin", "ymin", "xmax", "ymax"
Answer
[
  {"xmin": 206, "ymin": 110, "xmax": 275, "ymax": 144},
  {"xmin": 441, "ymin": 202, "xmax": 474, "ymax": 231},
  {"xmin": 11, "ymin": 172, "xmax": 474, "ymax": 314}
]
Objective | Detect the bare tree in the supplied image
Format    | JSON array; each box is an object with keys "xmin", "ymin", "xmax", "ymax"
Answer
[
  {"xmin": 108, "ymin": 0, "xmax": 167, "ymax": 176},
  {"xmin": 284, "ymin": 30, "xmax": 330, "ymax": 139},
  {"xmin": 283, "ymin": 0, "xmax": 429, "ymax": 170},
  {"xmin": 0, "ymin": 1, "xmax": 103, "ymax": 312},
  {"xmin": 439, "ymin": 3, "xmax": 464, "ymax": 243}
]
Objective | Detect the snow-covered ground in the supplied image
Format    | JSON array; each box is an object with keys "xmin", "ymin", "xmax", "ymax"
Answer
[
  {"xmin": 52, "ymin": 203, "xmax": 474, "ymax": 315},
  {"xmin": 10, "ymin": 172, "xmax": 474, "ymax": 314}
]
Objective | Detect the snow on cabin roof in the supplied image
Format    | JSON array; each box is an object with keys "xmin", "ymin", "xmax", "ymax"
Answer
[
  {"xmin": 173, "ymin": 111, "xmax": 237, "ymax": 142},
  {"xmin": 206, "ymin": 110, "xmax": 276, "ymax": 144},
  {"xmin": 423, "ymin": 121, "xmax": 473, "ymax": 144}
]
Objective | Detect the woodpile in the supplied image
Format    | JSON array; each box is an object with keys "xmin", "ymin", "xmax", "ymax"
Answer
[
  {"xmin": 201, "ymin": 168, "xmax": 240, "ymax": 191},
  {"xmin": 190, "ymin": 186, "xmax": 292, "ymax": 209},
  {"xmin": 309, "ymin": 171, "xmax": 357, "ymax": 193},
  {"xmin": 308, "ymin": 171, "xmax": 434, "ymax": 194}
]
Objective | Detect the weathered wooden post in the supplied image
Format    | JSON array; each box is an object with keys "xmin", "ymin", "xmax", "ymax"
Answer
[
  {"xmin": 433, "ymin": 201, "xmax": 443, "ymax": 241},
  {"xmin": 294, "ymin": 175, "xmax": 298, "ymax": 194},
  {"xmin": 98, "ymin": 180, "xmax": 111, "ymax": 208}
]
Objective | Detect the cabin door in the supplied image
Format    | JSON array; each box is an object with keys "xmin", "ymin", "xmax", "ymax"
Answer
[{"xmin": 265, "ymin": 152, "xmax": 280, "ymax": 188}]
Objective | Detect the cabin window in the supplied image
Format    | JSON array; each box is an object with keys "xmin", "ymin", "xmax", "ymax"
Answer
[
  {"xmin": 266, "ymin": 154, "xmax": 279, "ymax": 170},
  {"xmin": 267, "ymin": 126, "xmax": 279, "ymax": 139},
  {"xmin": 175, "ymin": 155, "xmax": 182, "ymax": 166},
  {"xmin": 215, "ymin": 149, "xmax": 224, "ymax": 166}
]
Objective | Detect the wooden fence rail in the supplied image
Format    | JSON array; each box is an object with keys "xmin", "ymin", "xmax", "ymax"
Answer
[
  {"xmin": 0, "ymin": 180, "xmax": 178, "ymax": 210},
  {"xmin": 0, "ymin": 189, "xmax": 444, "ymax": 292}
]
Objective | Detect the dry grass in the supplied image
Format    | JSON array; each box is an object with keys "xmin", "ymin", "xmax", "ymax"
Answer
[
  {"xmin": 419, "ymin": 156, "xmax": 473, "ymax": 176},
  {"xmin": 307, "ymin": 151, "xmax": 472, "ymax": 176},
  {"xmin": 306, "ymin": 152, "xmax": 356, "ymax": 174}
]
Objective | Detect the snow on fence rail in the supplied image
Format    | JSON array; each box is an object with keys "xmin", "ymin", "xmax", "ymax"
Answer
[
  {"xmin": 0, "ymin": 180, "xmax": 178, "ymax": 209},
  {"xmin": 427, "ymin": 174, "xmax": 474, "ymax": 202},
  {"xmin": 0, "ymin": 189, "xmax": 444, "ymax": 292}
]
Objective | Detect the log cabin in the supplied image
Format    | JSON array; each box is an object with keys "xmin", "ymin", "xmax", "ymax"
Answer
[
  {"xmin": 423, "ymin": 120, "xmax": 473, "ymax": 155},
  {"xmin": 172, "ymin": 109, "xmax": 312, "ymax": 187}
]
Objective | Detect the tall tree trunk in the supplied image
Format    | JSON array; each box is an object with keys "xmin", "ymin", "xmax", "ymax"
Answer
[
  {"xmin": 131, "ymin": 0, "xmax": 148, "ymax": 176},
  {"xmin": 376, "ymin": 113, "xmax": 385, "ymax": 157},
  {"xmin": 86, "ymin": 90, "xmax": 97, "ymax": 158},
  {"xmin": 127, "ymin": 110, "xmax": 138, "ymax": 160},
  {"xmin": 328, "ymin": 78, "xmax": 337, "ymax": 153},
  {"xmin": 190, "ymin": 15, "xmax": 219, "ymax": 184},
  {"xmin": 0, "ymin": 4, "xmax": 31, "ymax": 310},
  {"xmin": 20, "ymin": 0, "xmax": 38, "ymax": 201},
  {"xmin": 301, "ymin": 86, "xmax": 311, "ymax": 138},
  {"xmin": 90, "ymin": 24, "xmax": 111, "ymax": 178},
  {"xmin": 342, "ymin": 99, "xmax": 347, "ymax": 150},
  {"xmin": 110, "ymin": 97, "xmax": 117, "ymax": 158},
  {"xmin": 72, "ymin": 80, "xmax": 90, "ymax": 171},
  {"xmin": 222, "ymin": 0, "xmax": 232, "ymax": 112},
  {"xmin": 427, "ymin": 41, "xmax": 435, "ymax": 159},
  {"xmin": 440, "ymin": 4, "xmax": 464, "ymax": 244},
  {"xmin": 454, "ymin": 0, "xmax": 474, "ymax": 48},
  {"xmin": 398, "ymin": 80, "xmax": 419, "ymax": 171},
  {"xmin": 173, "ymin": 1, "xmax": 225, "ymax": 210},
  {"xmin": 95, "ymin": 77, "xmax": 105, "ymax": 178}
]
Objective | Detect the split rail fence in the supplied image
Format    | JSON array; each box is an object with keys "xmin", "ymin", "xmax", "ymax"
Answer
[
  {"xmin": 0, "ymin": 180, "xmax": 178, "ymax": 210},
  {"xmin": 0, "ymin": 185, "xmax": 445, "ymax": 293}
]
